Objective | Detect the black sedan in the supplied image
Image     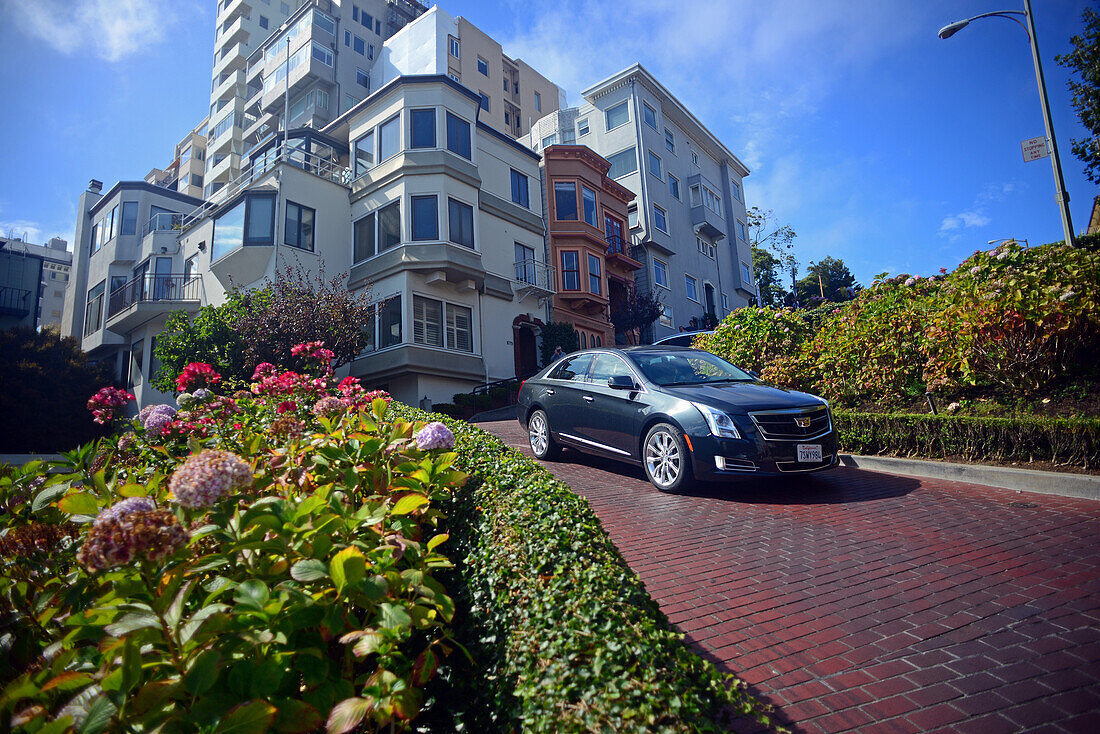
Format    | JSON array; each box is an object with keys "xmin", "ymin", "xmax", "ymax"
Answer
[{"xmin": 516, "ymin": 346, "xmax": 837, "ymax": 492}]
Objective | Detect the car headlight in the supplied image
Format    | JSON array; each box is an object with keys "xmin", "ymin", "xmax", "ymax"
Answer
[{"xmin": 691, "ymin": 402, "xmax": 741, "ymax": 439}]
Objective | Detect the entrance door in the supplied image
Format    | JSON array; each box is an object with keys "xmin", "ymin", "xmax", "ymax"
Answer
[
  {"xmin": 514, "ymin": 326, "xmax": 538, "ymax": 376},
  {"xmin": 704, "ymin": 283, "xmax": 716, "ymax": 314}
]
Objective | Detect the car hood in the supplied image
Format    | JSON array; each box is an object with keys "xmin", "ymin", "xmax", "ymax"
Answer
[{"xmin": 661, "ymin": 381, "xmax": 825, "ymax": 413}]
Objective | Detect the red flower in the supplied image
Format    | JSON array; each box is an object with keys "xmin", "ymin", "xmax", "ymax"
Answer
[
  {"xmin": 276, "ymin": 400, "xmax": 298, "ymax": 414},
  {"xmin": 176, "ymin": 362, "xmax": 221, "ymax": 392}
]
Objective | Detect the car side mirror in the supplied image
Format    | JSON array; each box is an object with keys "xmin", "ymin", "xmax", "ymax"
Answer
[{"xmin": 608, "ymin": 375, "xmax": 637, "ymax": 390}]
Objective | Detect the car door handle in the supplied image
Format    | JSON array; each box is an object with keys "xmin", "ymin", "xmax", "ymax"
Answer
[
  {"xmin": 583, "ymin": 395, "xmax": 594, "ymax": 402},
  {"xmin": 546, "ymin": 389, "xmax": 554, "ymax": 395}
]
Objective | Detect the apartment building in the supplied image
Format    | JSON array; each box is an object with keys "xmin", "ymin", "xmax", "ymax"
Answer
[
  {"xmin": 0, "ymin": 236, "xmax": 72, "ymax": 330},
  {"xmin": 540, "ymin": 145, "xmax": 639, "ymax": 349},
  {"xmin": 528, "ymin": 64, "xmax": 755, "ymax": 341},
  {"xmin": 146, "ymin": 118, "xmax": 210, "ymax": 199}
]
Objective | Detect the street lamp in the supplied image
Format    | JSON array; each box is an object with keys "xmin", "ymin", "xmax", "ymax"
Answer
[{"xmin": 938, "ymin": 0, "xmax": 1076, "ymax": 248}]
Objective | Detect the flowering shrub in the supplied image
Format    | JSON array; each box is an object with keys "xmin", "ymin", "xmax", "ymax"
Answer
[
  {"xmin": 86, "ymin": 386, "xmax": 135, "ymax": 425},
  {"xmin": 1, "ymin": 344, "xmax": 466, "ymax": 733},
  {"xmin": 175, "ymin": 361, "xmax": 221, "ymax": 392}
]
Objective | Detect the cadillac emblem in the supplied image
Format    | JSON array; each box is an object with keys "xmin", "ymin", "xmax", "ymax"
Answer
[{"xmin": 794, "ymin": 417, "xmax": 812, "ymax": 428}]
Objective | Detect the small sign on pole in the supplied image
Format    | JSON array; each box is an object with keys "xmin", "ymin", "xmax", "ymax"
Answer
[{"xmin": 1021, "ymin": 136, "xmax": 1049, "ymax": 162}]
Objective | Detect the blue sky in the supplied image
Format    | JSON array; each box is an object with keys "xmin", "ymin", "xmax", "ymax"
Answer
[{"xmin": 0, "ymin": 0, "xmax": 1094, "ymax": 286}]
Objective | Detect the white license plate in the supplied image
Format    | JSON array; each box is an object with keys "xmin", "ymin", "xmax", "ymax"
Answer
[{"xmin": 797, "ymin": 444, "xmax": 822, "ymax": 463}]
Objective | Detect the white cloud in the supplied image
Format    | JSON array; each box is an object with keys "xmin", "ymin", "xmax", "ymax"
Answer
[
  {"xmin": 939, "ymin": 210, "xmax": 991, "ymax": 235},
  {"xmin": 0, "ymin": 219, "xmax": 47, "ymax": 244},
  {"xmin": 5, "ymin": 0, "xmax": 175, "ymax": 62}
]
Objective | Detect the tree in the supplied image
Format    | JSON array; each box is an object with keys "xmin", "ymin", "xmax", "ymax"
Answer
[
  {"xmin": 752, "ymin": 248, "xmax": 787, "ymax": 307},
  {"xmin": 794, "ymin": 257, "xmax": 859, "ymax": 305},
  {"xmin": 746, "ymin": 207, "xmax": 799, "ymax": 306},
  {"xmin": 609, "ymin": 285, "xmax": 663, "ymax": 340},
  {"xmin": 154, "ymin": 265, "xmax": 373, "ymax": 392},
  {"xmin": 539, "ymin": 321, "xmax": 580, "ymax": 364},
  {"xmin": 1057, "ymin": 8, "xmax": 1100, "ymax": 184},
  {"xmin": 0, "ymin": 327, "xmax": 113, "ymax": 452}
]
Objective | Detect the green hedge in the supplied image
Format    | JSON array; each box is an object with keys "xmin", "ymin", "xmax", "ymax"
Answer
[
  {"xmin": 391, "ymin": 404, "xmax": 775, "ymax": 733},
  {"xmin": 834, "ymin": 411, "xmax": 1100, "ymax": 469}
]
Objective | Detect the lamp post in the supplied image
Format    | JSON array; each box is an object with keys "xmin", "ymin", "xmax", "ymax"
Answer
[{"xmin": 938, "ymin": 0, "xmax": 1076, "ymax": 248}]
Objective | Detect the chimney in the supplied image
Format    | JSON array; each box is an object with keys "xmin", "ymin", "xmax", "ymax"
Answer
[{"xmin": 88, "ymin": 179, "xmax": 103, "ymax": 193}]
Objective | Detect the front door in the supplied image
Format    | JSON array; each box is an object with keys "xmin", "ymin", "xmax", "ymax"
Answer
[
  {"xmin": 574, "ymin": 352, "xmax": 642, "ymax": 457},
  {"xmin": 514, "ymin": 326, "xmax": 538, "ymax": 376}
]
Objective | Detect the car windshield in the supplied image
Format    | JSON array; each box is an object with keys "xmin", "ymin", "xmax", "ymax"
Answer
[{"xmin": 629, "ymin": 350, "xmax": 755, "ymax": 386}]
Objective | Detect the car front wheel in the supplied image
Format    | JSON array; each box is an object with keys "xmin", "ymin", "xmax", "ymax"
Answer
[
  {"xmin": 643, "ymin": 423, "xmax": 693, "ymax": 493},
  {"xmin": 528, "ymin": 409, "xmax": 561, "ymax": 460}
]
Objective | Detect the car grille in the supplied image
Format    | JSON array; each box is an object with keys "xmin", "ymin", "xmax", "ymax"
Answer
[
  {"xmin": 776, "ymin": 454, "xmax": 835, "ymax": 473},
  {"xmin": 749, "ymin": 405, "xmax": 831, "ymax": 440}
]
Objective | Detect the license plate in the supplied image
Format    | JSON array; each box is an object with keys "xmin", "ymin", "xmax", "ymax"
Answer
[{"xmin": 797, "ymin": 444, "xmax": 822, "ymax": 463}]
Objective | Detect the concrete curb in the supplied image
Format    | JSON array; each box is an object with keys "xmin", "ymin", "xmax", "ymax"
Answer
[
  {"xmin": 840, "ymin": 454, "xmax": 1100, "ymax": 501},
  {"xmin": 1, "ymin": 454, "xmax": 64, "ymax": 467}
]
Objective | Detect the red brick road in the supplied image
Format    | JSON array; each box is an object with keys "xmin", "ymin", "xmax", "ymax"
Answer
[{"xmin": 478, "ymin": 419, "xmax": 1100, "ymax": 733}]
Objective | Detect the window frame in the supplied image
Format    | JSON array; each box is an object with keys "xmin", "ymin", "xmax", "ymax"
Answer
[
  {"xmin": 283, "ymin": 200, "xmax": 315, "ymax": 252},
  {"xmin": 353, "ymin": 211, "xmax": 376, "ymax": 263},
  {"xmin": 477, "ymin": 57, "xmax": 488, "ymax": 76},
  {"xmin": 653, "ymin": 258, "xmax": 669, "ymax": 289},
  {"xmin": 653, "ymin": 205, "xmax": 668, "ymax": 233},
  {"xmin": 510, "ymin": 169, "xmax": 530, "ymax": 208},
  {"xmin": 377, "ymin": 114, "xmax": 400, "ymax": 163},
  {"xmin": 685, "ymin": 274, "xmax": 699, "ymax": 302},
  {"xmin": 354, "ymin": 129, "xmax": 375, "ymax": 177},
  {"xmin": 447, "ymin": 197, "xmax": 475, "ymax": 249},
  {"xmin": 445, "ymin": 112, "xmax": 471, "ymax": 160},
  {"xmin": 448, "ymin": 35, "xmax": 459, "ymax": 58},
  {"xmin": 581, "ymin": 186, "xmax": 598, "ymax": 226},
  {"xmin": 587, "ymin": 252, "xmax": 602, "ymax": 295},
  {"xmin": 409, "ymin": 108, "xmax": 436, "ymax": 149},
  {"xmin": 737, "ymin": 220, "xmax": 747, "ymax": 241},
  {"xmin": 84, "ymin": 280, "xmax": 105, "ymax": 336},
  {"xmin": 605, "ymin": 100, "xmax": 629, "ymax": 131},
  {"xmin": 648, "ymin": 151, "xmax": 662, "ymax": 179},
  {"xmin": 668, "ymin": 173, "xmax": 680, "ymax": 200},
  {"xmin": 659, "ymin": 304, "xmax": 673, "ymax": 327},
  {"xmin": 643, "ymin": 102, "xmax": 658, "ymax": 129},
  {"xmin": 120, "ymin": 201, "xmax": 138, "ymax": 235},
  {"xmin": 410, "ymin": 194, "xmax": 439, "ymax": 241},
  {"xmin": 665, "ymin": 128, "xmax": 675, "ymax": 152},
  {"xmin": 560, "ymin": 250, "xmax": 580, "ymax": 291},
  {"xmin": 553, "ymin": 181, "xmax": 578, "ymax": 221},
  {"xmin": 577, "ymin": 117, "xmax": 589, "ymax": 137},
  {"xmin": 606, "ymin": 146, "xmax": 637, "ymax": 179}
]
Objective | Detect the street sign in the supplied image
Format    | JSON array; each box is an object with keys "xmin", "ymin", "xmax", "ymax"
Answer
[{"xmin": 1021, "ymin": 136, "xmax": 1049, "ymax": 162}]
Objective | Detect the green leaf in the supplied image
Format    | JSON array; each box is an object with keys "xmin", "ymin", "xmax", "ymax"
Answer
[
  {"xmin": 59, "ymin": 492, "xmax": 99, "ymax": 516},
  {"xmin": 118, "ymin": 483, "xmax": 148, "ymax": 497},
  {"xmin": 120, "ymin": 638, "xmax": 142, "ymax": 694},
  {"xmin": 234, "ymin": 580, "xmax": 270, "ymax": 612},
  {"xmin": 78, "ymin": 695, "xmax": 118, "ymax": 734},
  {"xmin": 378, "ymin": 603, "xmax": 412, "ymax": 629},
  {"xmin": 105, "ymin": 612, "xmax": 161, "ymax": 637},
  {"xmin": 273, "ymin": 700, "xmax": 323, "ymax": 733},
  {"xmin": 391, "ymin": 493, "xmax": 429, "ymax": 515},
  {"xmin": 212, "ymin": 700, "xmax": 277, "ymax": 734},
  {"xmin": 351, "ymin": 631, "xmax": 383, "ymax": 658},
  {"xmin": 166, "ymin": 580, "xmax": 195, "ymax": 628},
  {"xmin": 290, "ymin": 559, "xmax": 328, "ymax": 583},
  {"xmin": 329, "ymin": 547, "xmax": 365, "ymax": 594},
  {"xmin": 325, "ymin": 697, "xmax": 372, "ymax": 734},
  {"xmin": 181, "ymin": 604, "xmax": 230, "ymax": 644},
  {"xmin": 426, "ymin": 533, "xmax": 449, "ymax": 552},
  {"xmin": 184, "ymin": 649, "xmax": 222, "ymax": 695},
  {"xmin": 32, "ymin": 481, "xmax": 69, "ymax": 511},
  {"xmin": 41, "ymin": 671, "xmax": 94, "ymax": 692}
]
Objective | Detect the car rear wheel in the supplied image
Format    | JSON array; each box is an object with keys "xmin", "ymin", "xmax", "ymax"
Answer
[
  {"xmin": 528, "ymin": 409, "xmax": 561, "ymax": 460},
  {"xmin": 643, "ymin": 423, "xmax": 693, "ymax": 493}
]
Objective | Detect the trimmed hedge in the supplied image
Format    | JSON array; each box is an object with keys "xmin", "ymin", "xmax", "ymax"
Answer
[
  {"xmin": 391, "ymin": 404, "xmax": 775, "ymax": 733},
  {"xmin": 834, "ymin": 411, "xmax": 1100, "ymax": 469}
]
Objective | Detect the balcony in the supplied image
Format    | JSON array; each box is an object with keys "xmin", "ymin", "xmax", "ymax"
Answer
[
  {"xmin": 106, "ymin": 274, "xmax": 203, "ymax": 333},
  {"xmin": 0, "ymin": 286, "xmax": 32, "ymax": 320},
  {"xmin": 214, "ymin": 69, "xmax": 246, "ymax": 105},
  {"xmin": 605, "ymin": 234, "xmax": 642, "ymax": 270},
  {"xmin": 218, "ymin": 0, "xmax": 251, "ymax": 23},
  {"xmin": 511, "ymin": 259, "xmax": 554, "ymax": 301},
  {"xmin": 213, "ymin": 42, "xmax": 249, "ymax": 77},
  {"xmin": 219, "ymin": 14, "xmax": 248, "ymax": 47},
  {"xmin": 142, "ymin": 212, "xmax": 183, "ymax": 238}
]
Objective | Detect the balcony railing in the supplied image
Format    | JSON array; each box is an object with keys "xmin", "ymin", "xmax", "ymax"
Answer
[
  {"xmin": 142, "ymin": 212, "xmax": 184, "ymax": 237},
  {"xmin": 512, "ymin": 259, "xmax": 554, "ymax": 292},
  {"xmin": 108, "ymin": 274, "xmax": 202, "ymax": 319},
  {"xmin": 606, "ymin": 234, "xmax": 630, "ymax": 256},
  {"xmin": 0, "ymin": 286, "xmax": 32, "ymax": 318}
]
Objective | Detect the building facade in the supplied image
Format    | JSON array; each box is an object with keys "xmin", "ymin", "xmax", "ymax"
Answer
[
  {"xmin": 0, "ymin": 240, "xmax": 43, "ymax": 331},
  {"xmin": 0, "ymin": 236, "xmax": 72, "ymax": 330},
  {"xmin": 541, "ymin": 145, "xmax": 638, "ymax": 349},
  {"xmin": 146, "ymin": 119, "xmax": 210, "ymax": 199},
  {"xmin": 528, "ymin": 64, "xmax": 755, "ymax": 341}
]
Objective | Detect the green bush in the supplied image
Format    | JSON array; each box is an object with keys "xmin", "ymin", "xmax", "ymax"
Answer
[
  {"xmin": 834, "ymin": 410, "xmax": 1100, "ymax": 468},
  {"xmin": 0, "ymin": 327, "xmax": 113, "ymax": 453},
  {"xmin": 539, "ymin": 321, "xmax": 579, "ymax": 365},
  {"xmin": 391, "ymin": 403, "xmax": 775, "ymax": 733}
]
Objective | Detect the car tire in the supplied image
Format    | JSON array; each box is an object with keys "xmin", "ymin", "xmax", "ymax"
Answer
[
  {"xmin": 643, "ymin": 423, "xmax": 694, "ymax": 493},
  {"xmin": 527, "ymin": 409, "xmax": 561, "ymax": 460}
]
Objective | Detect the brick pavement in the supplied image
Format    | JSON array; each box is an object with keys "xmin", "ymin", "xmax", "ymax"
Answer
[{"xmin": 478, "ymin": 419, "xmax": 1100, "ymax": 733}]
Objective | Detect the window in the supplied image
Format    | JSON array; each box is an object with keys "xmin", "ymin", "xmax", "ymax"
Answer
[
  {"xmin": 410, "ymin": 108, "xmax": 435, "ymax": 148},
  {"xmin": 550, "ymin": 353, "xmax": 593, "ymax": 381},
  {"xmin": 89, "ymin": 224, "xmax": 99, "ymax": 254},
  {"xmin": 345, "ymin": 94, "xmax": 359, "ymax": 110},
  {"xmin": 723, "ymin": 293, "xmax": 730, "ymax": 310},
  {"xmin": 379, "ymin": 296, "xmax": 403, "ymax": 349},
  {"xmin": 606, "ymin": 147, "xmax": 637, "ymax": 178},
  {"xmin": 514, "ymin": 242, "xmax": 535, "ymax": 283},
  {"xmin": 259, "ymin": 15, "xmax": 268, "ymax": 29},
  {"xmin": 368, "ymin": 44, "xmax": 374, "ymax": 60},
  {"xmin": 413, "ymin": 296, "xmax": 443, "ymax": 347},
  {"xmin": 643, "ymin": 102, "xmax": 658, "ymax": 129},
  {"xmin": 120, "ymin": 202, "xmax": 138, "ymax": 235},
  {"xmin": 653, "ymin": 205, "xmax": 668, "ymax": 233},
  {"xmin": 284, "ymin": 201, "xmax": 315, "ymax": 251},
  {"xmin": 479, "ymin": 93, "xmax": 490, "ymax": 112},
  {"xmin": 668, "ymin": 173, "xmax": 680, "ymax": 200},
  {"xmin": 245, "ymin": 195, "xmax": 275, "ymax": 245},
  {"xmin": 378, "ymin": 200, "xmax": 401, "ymax": 251},
  {"xmin": 510, "ymin": 169, "xmax": 529, "ymax": 208},
  {"xmin": 648, "ymin": 151, "xmax": 661, "ymax": 178},
  {"xmin": 354, "ymin": 130, "xmax": 375, "ymax": 176},
  {"xmin": 581, "ymin": 333, "xmax": 586, "ymax": 349},
  {"xmin": 697, "ymin": 237, "xmax": 715, "ymax": 258},
  {"xmin": 449, "ymin": 72, "xmax": 460, "ymax": 83},
  {"xmin": 560, "ymin": 251, "xmax": 580, "ymax": 290},
  {"xmin": 375, "ymin": 19, "xmax": 381, "ymax": 34},
  {"xmin": 554, "ymin": 181, "xmax": 578, "ymax": 220},
  {"xmin": 628, "ymin": 208, "xmax": 638, "ymax": 228},
  {"xmin": 582, "ymin": 186, "xmax": 597, "ymax": 226},
  {"xmin": 211, "ymin": 201, "xmax": 244, "ymax": 261},
  {"xmin": 605, "ymin": 101, "xmax": 628, "ymax": 130},
  {"xmin": 344, "ymin": 30, "xmax": 351, "ymax": 46},
  {"xmin": 477, "ymin": 57, "xmax": 488, "ymax": 76},
  {"xmin": 448, "ymin": 35, "xmax": 459, "ymax": 57},
  {"xmin": 352, "ymin": 6, "xmax": 359, "ymax": 21},
  {"xmin": 410, "ymin": 195, "xmax": 438, "ymax": 240},
  {"xmin": 84, "ymin": 281, "xmax": 104, "ymax": 336},
  {"xmin": 312, "ymin": 42, "xmax": 332, "ymax": 66},
  {"xmin": 588, "ymin": 253, "xmax": 602, "ymax": 294},
  {"xmin": 691, "ymin": 150, "xmax": 699, "ymax": 166},
  {"xmin": 732, "ymin": 180, "xmax": 742, "ymax": 201},
  {"xmin": 577, "ymin": 118, "xmax": 589, "ymax": 137},
  {"xmin": 448, "ymin": 198, "xmax": 474, "ymax": 248},
  {"xmin": 685, "ymin": 275, "xmax": 699, "ymax": 302},
  {"xmin": 447, "ymin": 303, "xmax": 473, "ymax": 352},
  {"xmin": 184, "ymin": 255, "xmax": 197, "ymax": 281},
  {"xmin": 540, "ymin": 133, "xmax": 557, "ymax": 149},
  {"xmin": 534, "ymin": 91, "xmax": 542, "ymax": 112},
  {"xmin": 737, "ymin": 220, "xmax": 747, "ymax": 241},
  {"xmin": 665, "ymin": 129, "xmax": 675, "ymax": 152},
  {"xmin": 691, "ymin": 184, "xmax": 722, "ymax": 214},
  {"xmin": 654, "ymin": 258, "xmax": 669, "ymax": 288},
  {"xmin": 658, "ymin": 304, "xmax": 673, "ymax": 327},
  {"xmin": 356, "ymin": 68, "xmax": 370, "ymax": 89},
  {"xmin": 742, "ymin": 261, "xmax": 752, "ymax": 283},
  {"xmin": 378, "ymin": 115, "xmax": 399, "ymax": 162},
  {"xmin": 353, "ymin": 212, "xmax": 375, "ymax": 262},
  {"xmin": 504, "ymin": 78, "xmax": 509, "ymax": 92},
  {"xmin": 446, "ymin": 112, "xmax": 471, "ymax": 159},
  {"xmin": 353, "ymin": 35, "xmax": 365, "ymax": 55}
]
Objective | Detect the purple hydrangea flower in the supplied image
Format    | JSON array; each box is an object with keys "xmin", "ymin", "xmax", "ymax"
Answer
[
  {"xmin": 117, "ymin": 432, "xmax": 136, "ymax": 452},
  {"xmin": 77, "ymin": 509, "xmax": 189, "ymax": 572},
  {"xmin": 904, "ymin": 277, "xmax": 916, "ymax": 286},
  {"xmin": 140, "ymin": 404, "xmax": 177, "ymax": 434},
  {"xmin": 94, "ymin": 496, "xmax": 157, "ymax": 527},
  {"xmin": 414, "ymin": 421, "xmax": 454, "ymax": 451},
  {"xmin": 312, "ymin": 396, "xmax": 346, "ymax": 418},
  {"xmin": 969, "ymin": 266, "xmax": 981, "ymax": 275},
  {"xmin": 192, "ymin": 388, "xmax": 211, "ymax": 402},
  {"xmin": 169, "ymin": 450, "xmax": 253, "ymax": 508}
]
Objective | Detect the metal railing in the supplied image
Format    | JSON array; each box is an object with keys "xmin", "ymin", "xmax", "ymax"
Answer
[
  {"xmin": 512, "ymin": 258, "xmax": 554, "ymax": 290},
  {"xmin": 141, "ymin": 212, "xmax": 184, "ymax": 237},
  {"xmin": 606, "ymin": 234, "xmax": 630, "ymax": 256},
  {"xmin": 0, "ymin": 286, "xmax": 32, "ymax": 316},
  {"xmin": 181, "ymin": 142, "xmax": 349, "ymax": 231},
  {"xmin": 107, "ymin": 274, "xmax": 202, "ymax": 319}
]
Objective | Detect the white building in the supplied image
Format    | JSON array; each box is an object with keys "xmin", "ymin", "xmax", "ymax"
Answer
[{"xmin": 527, "ymin": 64, "xmax": 755, "ymax": 341}]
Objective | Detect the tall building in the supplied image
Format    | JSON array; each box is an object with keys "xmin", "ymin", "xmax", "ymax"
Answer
[
  {"xmin": 0, "ymin": 236, "xmax": 72, "ymax": 330},
  {"xmin": 527, "ymin": 64, "xmax": 755, "ymax": 341},
  {"xmin": 146, "ymin": 119, "xmax": 210, "ymax": 199}
]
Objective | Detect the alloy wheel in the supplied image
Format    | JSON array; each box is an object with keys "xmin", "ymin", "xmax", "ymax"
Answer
[
  {"xmin": 645, "ymin": 430, "xmax": 681, "ymax": 488},
  {"xmin": 529, "ymin": 412, "xmax": 549, "ymax": 456}
]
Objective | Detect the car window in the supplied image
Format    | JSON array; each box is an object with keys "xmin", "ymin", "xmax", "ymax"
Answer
[
  {"xmin": 630, "ymin": 351, "xmax": 753, "ymax": 386},
  {"xmin": 589, "ymin": 353, "xmax": 633, "ymax": 384},
  {"xmin": 549, "ymin": 353, "xmax": 594, "ymax": 382}
]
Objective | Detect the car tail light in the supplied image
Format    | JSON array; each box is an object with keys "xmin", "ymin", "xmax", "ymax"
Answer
[{"xmin": 520, "ymin": 380, "xmax": 526, "ymax": 391}]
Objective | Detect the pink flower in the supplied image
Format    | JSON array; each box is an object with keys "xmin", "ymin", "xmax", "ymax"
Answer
[
  {"xmin": 176, "ymin": 363, "xmax": 221, "ymax": 392},
  {"xmin": 169, "ymin": 450, "xmax": 253, "ymax": 508},
  {"xmin": 87, "ymin": 387, "xmax": 135, "ymax": 425},
  {"xmin": 277, "ymin": 400, "xmax": 298, "ymax": 414},
  {"xmin": 252, "ymin": 363, "xmax": 276, "ymax": 380}
]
